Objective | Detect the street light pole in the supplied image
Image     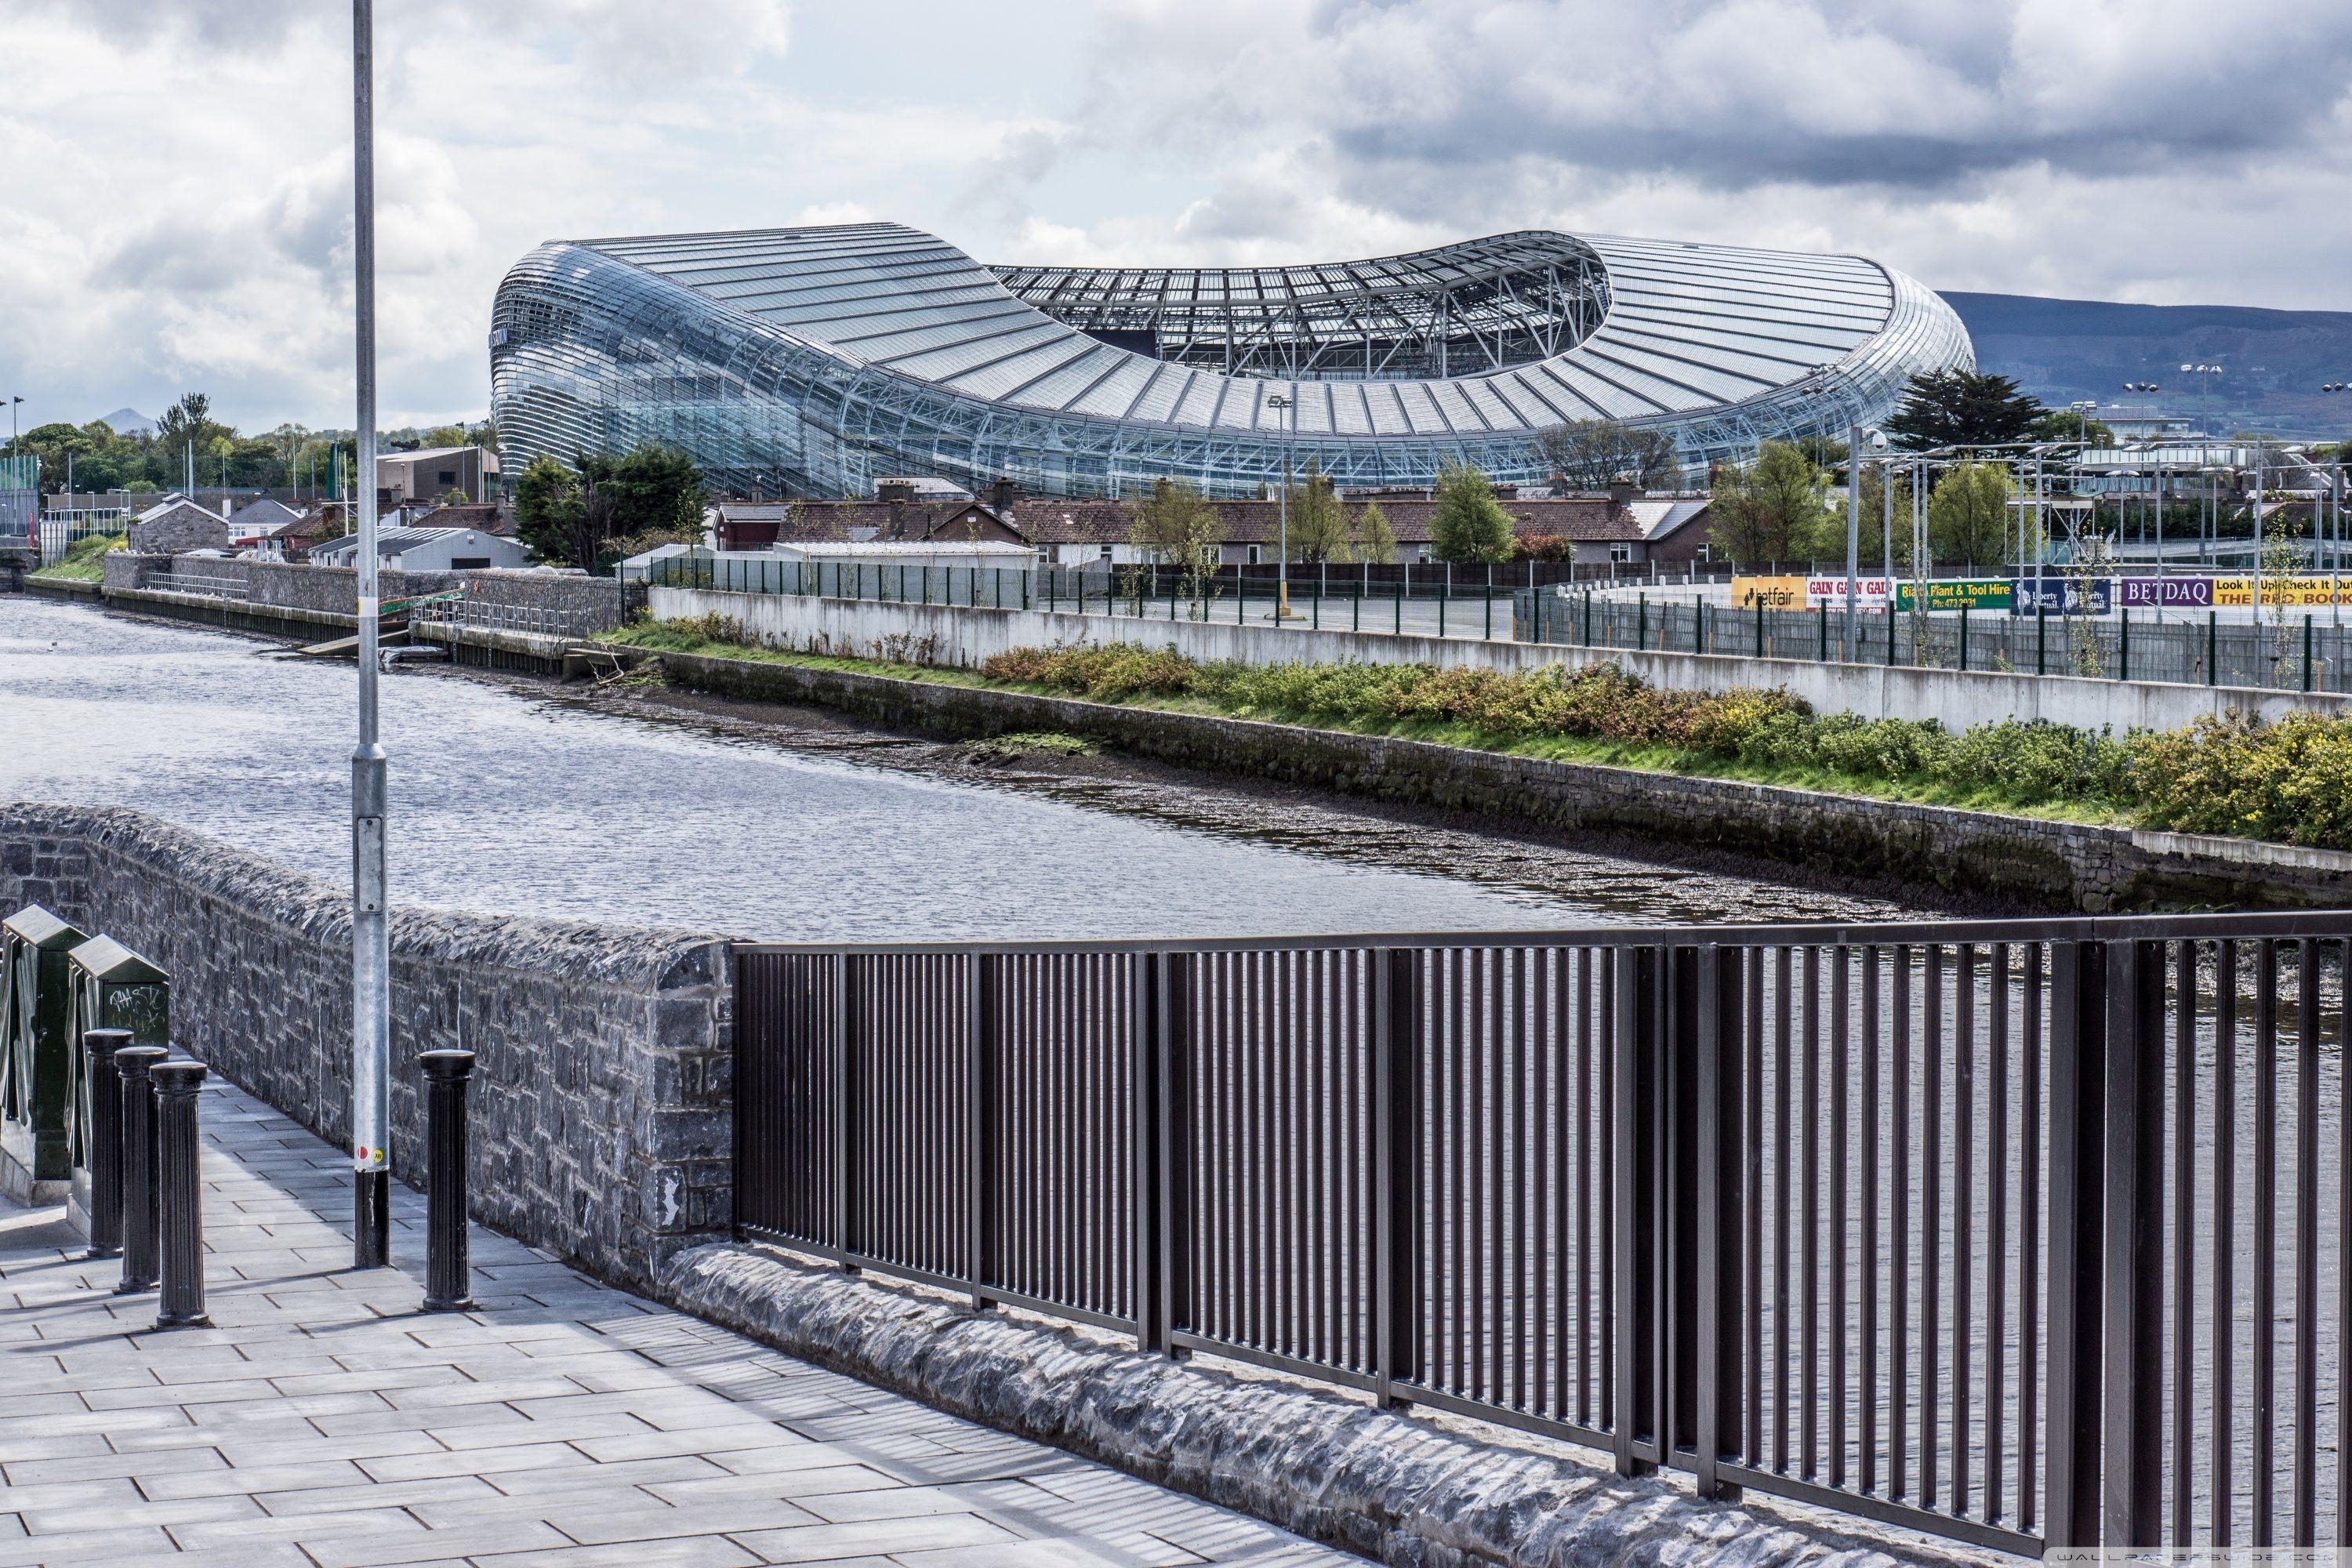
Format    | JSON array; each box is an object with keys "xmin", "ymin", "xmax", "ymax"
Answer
[
  {"xmin": 1267, "ymin": 392, "xmax": 1293, "ymax": 619},
  {"xmin": 1843, "ymin": 424, "xmax": 1862, "ymax": 659},
  {"xmin": 350, "ymin": 0, "xmax": 391, "ymax": 1269}
]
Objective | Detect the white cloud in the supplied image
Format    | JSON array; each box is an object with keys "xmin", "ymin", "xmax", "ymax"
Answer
[{"xmin": 3, "ymin": 0, "xmax": 2347, "ymax": 435}]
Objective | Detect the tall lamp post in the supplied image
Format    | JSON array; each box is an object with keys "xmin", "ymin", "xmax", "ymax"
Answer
[
  {"xmin": 1842, "ymin": 425, "xmax": 1883, "ymax": 659},
  {"xmin": 1265, "ymin": 392, "xmax": 1294, "ymax": 619},
  {"xmin": 349, "ymin": 0, "xmax": 391, "ymax": 1269}
]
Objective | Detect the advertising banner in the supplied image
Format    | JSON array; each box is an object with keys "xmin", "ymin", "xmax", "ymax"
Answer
[
  {"xmin": 1900, "ymin": 578, "xmax": 2012, "ymax": 612},
  {"xmin": 1732, "ymin": 575, "xmax": 1808, "ymax": 611},
  {"xmin": 2117, "ymin": 576, "xmax": 2214, "ymax": 609},
  {"xmin": 2210, "ymin": 575, "xmax": 2352, "ymax": 608},
  {"xmin": 1805, "ymin": 575, "xmax": 1893, "ymax": 607},
  {"xmin": 2011, "ymin": 577, "xmax": 2113, "ymax": 615}
]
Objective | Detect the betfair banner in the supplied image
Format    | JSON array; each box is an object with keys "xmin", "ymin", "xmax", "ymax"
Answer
[{"xmin": 1731, "ymin": 575, "xmax": 1808, "ymax": 610}]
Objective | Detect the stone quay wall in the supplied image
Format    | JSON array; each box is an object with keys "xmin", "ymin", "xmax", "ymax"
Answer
[
  {"xmin": 654, "ymin": 648, "xmax": 2352, "ymax": 913},
  {"xmin": 105, "ymin": 554, "xmax": 642, "ymax": 633},
  {"xmin": 0, "ymin": 803, "xmax": 732, "ymax": 1291}
]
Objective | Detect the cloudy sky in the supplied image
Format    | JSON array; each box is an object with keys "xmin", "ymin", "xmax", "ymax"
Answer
[{"xmin": 6, "ymin": 0, "xmax": 2350, "ymax": 433}]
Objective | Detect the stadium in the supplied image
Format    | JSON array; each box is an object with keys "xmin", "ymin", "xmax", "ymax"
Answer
[{"xmin": 489, "ymin": 222, "xmax": 1973, "ymax": 499}]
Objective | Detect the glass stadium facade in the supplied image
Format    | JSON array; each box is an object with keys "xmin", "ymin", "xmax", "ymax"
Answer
[{"xmin": 490, "ymin": 222, "xmax": 1973, "ymax": 499}]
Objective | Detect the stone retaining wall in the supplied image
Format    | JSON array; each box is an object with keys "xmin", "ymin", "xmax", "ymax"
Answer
[
  {"xmin": 654, "ymin": 648, "xmax": 2352, "ymax": 913},
  {"xmin": 670, "ymin": 1243, "xmax": 1976, "ymax": 1568},
  {"xmin": 0, "ymin": 804, "xmax": 732, "ymax": 1291},
  {"xmin": 106, "ymin": 553, "xmax": 642, "ymax": 632}
]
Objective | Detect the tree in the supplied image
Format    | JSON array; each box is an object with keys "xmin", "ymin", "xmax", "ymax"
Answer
[
  {"xmin": 1926, "ymin": 461, "xmax": 2014, "ymax": 572},
  {"xmin": 1281, "ymin": 462, "xmax": 1352, "ymax": 562},
  {"xmin": 514, "ymin": 453, "xmax": 582, "ymax": 564},
  {"xmin": 1882, "ymin": 369, "xmax": 2049, "ymax": 451},
  {"xmin": 516, "ymin": 444, "xmax": 707, "ymax": 568},
  {"xmin": 585, "ymin": 445, "xmax": 706, "ymax": 539},
  {"xmin": 1353, "ymin": 500, "xmax": 1396, "ymax": 564},
  {"xmin": 1707, "ymin": 441, "xmax": 1829, "ymax": 567},
  {"xmin": 1529, "ymin": 419, "xmax": 1681, "ymax": 490},
  {"xmin": 1429, "ymin": 463, "xmax": 1513, "ymax": 563},
  {"xmin": 2031, "ymin": 408, "xmax": 2115, "ymax": 446},
  {"xmin": 1128, "ymin": 477, "xmax": 1222, "ymax": 612}
]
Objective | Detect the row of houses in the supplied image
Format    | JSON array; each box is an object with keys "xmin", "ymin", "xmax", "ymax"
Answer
[
  {"xmin": 121, "ymin": 493, "xmax": 530, "ymax": 571},
  {"xmin": 710, "ymin": 480, "xmax": 1716, "ymax": 566}
]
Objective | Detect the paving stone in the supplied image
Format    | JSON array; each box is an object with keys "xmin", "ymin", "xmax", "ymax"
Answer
[{"xmin": 0, "ymin": 1076, "xmax": 1348, "ymax": 1568}]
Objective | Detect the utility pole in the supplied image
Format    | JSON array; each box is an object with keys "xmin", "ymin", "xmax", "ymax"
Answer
[{"xmin": 350, "ymin": 0, "xmax": 392, "ymax": 1270}]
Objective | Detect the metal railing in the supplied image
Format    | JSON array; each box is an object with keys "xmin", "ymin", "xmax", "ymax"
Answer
[
  {"xmin": 1523, "ymin": 589, "xmax": 2352, "ymax": 694},
  {"xmin": 411, "ymin": 599, "xmax": 576, "ymax": 640},
  {"xmin": 150, "ymin": 571, "xmax": 250, "ymax": 601},
  {"xmin": 736, "ymin": 909, "xmax": 2352, "ymax": 1556}
]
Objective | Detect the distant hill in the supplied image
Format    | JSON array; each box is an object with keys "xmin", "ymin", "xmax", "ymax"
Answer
[
  {"xmin": 95, "ymin": 407, "xmax": 156, "ymax": 436},
  {"xmin": 1940, "ymin": 292, "xmax": 2352, "ymax": 441}
]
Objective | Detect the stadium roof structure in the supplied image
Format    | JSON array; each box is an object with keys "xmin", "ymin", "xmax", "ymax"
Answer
[{"xmin": 491, "ymin": 221, "xmax": 1972, "ymax": 499}]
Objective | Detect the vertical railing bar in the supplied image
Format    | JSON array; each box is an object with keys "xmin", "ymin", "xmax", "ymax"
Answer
[
  {"xmin": 1746, "ymin": 947, "xmax": 1764, "ymax": 1468},
  {"xmin": 1829, "ymin": 944, "xmax": 1849, "ymax": 1494},
  {"xmin": 1893, "ymin": 943, "xmax": 1913, "ymax": 1503},
  {"xmin": 1576, "ymin": 945, "xmax": 1594, "ymax": 1428},
  {"xmin": 1450, "ymin": 947, "xmax": 1468, "ymax": 1398},
  {"xmin": 1954, "ymin": 942, "xmax": 1976, "ymax": 1519},
  {"xmin": 2022, "ymin": 941, "xmax": 2045, "ymax": 1537},
  {"xmin": 2256, "ymin": 937, "xmax": 2278, "ymax": 1547},
  {"xmin": 2103, "ymin": 939, "xmax": 2165, "ymax": 1549},
  {"xmin": 1861, "ymin": 945, "xmax": 1881, "ymax": 1498},
  {"xmin": 2212, "ymin": 938, "xmax": 2239, "ymax": 1544},
  {"xmin": 1777, "ymin": 944, "xmax": 1795, "ymax": 1477},
  {"xmin": 2045, "ymin": 938, "xmax": 2103, "ymax": 1554},
  {"xmin": 2295, "ymin": 937, "xmax": 2320, "ymax": 1548},
  {"xmin": 1987, "ymin": 941, "xmax": 2011, "ymax": 1527},
  {"xmin": 1922, "ymin": 942, "xmax": 1943, "ymax": 1513},
  {"xmin": 1515, "ymin": 947, "xmax": 1533, "ymax": 1413},
  {"xmin": 2337, "ymin": 938, "xmax": 2351, "ymax": 1551},
  {"xmin": 2169, "ymin": 938, "xmax": 2194, "ymax": 1547},
  {"xmin": 1806, "ymin": 945, "xmax": 1825, "ymax": 1486},
  {"xmin": 1599, "ymin": 946, "xmax": 1614, "ymax": 1436}
]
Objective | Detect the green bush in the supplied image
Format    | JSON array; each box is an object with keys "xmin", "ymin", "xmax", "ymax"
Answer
[{"xmin": 2129, "ymin": 713, "xmax": 2352, "ymax": 848}]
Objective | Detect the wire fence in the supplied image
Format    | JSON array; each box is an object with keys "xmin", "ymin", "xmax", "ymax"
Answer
[{"xmin": 1521, "ymin": 589, "xmax": 2352, "ymax": 693}]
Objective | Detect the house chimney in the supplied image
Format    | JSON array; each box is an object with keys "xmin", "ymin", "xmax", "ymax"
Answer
[
  {"xmin": 989, "ymin": 477, "xmax": 1022, "ymax": 511},
  {"xmin": 1608, "ymin": 479, "xmax": 1642, "ymax": 506}
]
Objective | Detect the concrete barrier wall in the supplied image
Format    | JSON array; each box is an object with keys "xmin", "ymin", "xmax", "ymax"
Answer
[
  {"xmin": 0, "ymin": 804, "xmax": 733, "ymax": 1291},
  {"xmin": 652, "ymin": 584, "xmax": 2352, "ymax": 732}
]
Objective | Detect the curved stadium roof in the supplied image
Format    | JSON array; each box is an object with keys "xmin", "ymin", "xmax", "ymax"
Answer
[{"xmin": 491, "ymin": 222, "xmax": 1972, "ymax": 499}]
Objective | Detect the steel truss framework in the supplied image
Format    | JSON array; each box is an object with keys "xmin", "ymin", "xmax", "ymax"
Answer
[
  {"xmin": 490, "ymin": 222, "xmax": 1973, "ymax": 499},
  {"xmin": 993, "ymin": 232, "xmax": 1612, "ymax": 383}
]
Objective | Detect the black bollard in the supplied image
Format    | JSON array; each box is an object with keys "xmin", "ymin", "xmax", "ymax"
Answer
[
  {"xmin": 151, "ymin": 1061, "xmax": 211, "ymax": 1330},
  {"xmin": 114, "ymin": 1047, "xmax": 166, "ymax": 1294},
  {"xmin": 419, "ymin": 1051, "xmax": 477, "ymax": 1312},
  {"xmin": 80, "ymin": 1029, "xmax": 133, "ymax": 1261}
]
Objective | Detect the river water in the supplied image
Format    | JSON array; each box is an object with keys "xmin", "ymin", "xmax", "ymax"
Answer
[{"xmin": 0, "ymin": 597, "xmax": 1922, "ymax": 938}]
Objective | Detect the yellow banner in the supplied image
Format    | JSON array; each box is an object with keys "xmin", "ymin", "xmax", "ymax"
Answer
[
  {"xmin": 2209, "ymin": 576, "xmax": 2352, "ymax": 608},
  {"xmin": 1733, "ymin": 575, "xmax": 1809, "ymax": 611}
]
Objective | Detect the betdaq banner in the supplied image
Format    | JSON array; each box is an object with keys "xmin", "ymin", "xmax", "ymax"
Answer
[
  {"xmin": 2117, "ymin": 576, "xmax": 2214, "ymax": 609},
  {"xmin": 2011, "ymin": 578, "xmax": 2113, "ymax": 615}
]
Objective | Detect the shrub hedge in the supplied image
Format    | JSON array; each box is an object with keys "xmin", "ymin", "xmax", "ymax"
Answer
[{"xmin": 980, "ymin": 644, "xmax": 2352, "ymax": 849}]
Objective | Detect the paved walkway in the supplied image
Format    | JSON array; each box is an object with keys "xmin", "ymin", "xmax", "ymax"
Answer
[{"xmin": 0, "ymin": 1078, "xmax": 1348, "ymax": 1568}]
